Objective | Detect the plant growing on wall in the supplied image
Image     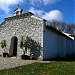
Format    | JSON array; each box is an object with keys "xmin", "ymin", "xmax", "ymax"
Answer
[
  {"xmin": 20, "ymin": 36, "xmax": 31, "ymax": 55},
  {"xmin": 20, "ymin": 36, "xmax": 25, "ymax": 55},
  {"xmin": 24, "ymin": 36, "xmax": 31, "ymax": 50},
  {"xmin": 20, "ymin": 36, "xmax": 31, "ymax": 59},
  {"xmin": 0, "ymin": 40, "xmax": 7, "ymax": 52}
]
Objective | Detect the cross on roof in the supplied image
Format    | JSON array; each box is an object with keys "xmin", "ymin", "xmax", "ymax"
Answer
[{"xmin": 17, "ymin": 4, "xmax": 19, "ymax": 8}]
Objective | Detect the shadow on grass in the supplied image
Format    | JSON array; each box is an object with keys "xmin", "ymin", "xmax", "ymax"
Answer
[{"xmin": 45, "ymin": 54, "xmax": 75, "ymax": 61}]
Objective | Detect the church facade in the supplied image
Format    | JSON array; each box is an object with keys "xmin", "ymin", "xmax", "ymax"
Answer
[
  {"xmin": 0, "ymin": 7, "xmax": 75, "ymax": 60},
  {"xmin": 0, "ymin": 8, "xmax": 44, "ymax": 59}
]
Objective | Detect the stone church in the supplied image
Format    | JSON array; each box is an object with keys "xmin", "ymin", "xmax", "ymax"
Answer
[{"xmin": 0, "ymin": 7, "xmax": 75, "ymax": 60}]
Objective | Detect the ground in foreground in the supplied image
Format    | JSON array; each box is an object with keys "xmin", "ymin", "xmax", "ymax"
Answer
[{"xmin": 0, "ymin": 62, "xmax": 75, "ymax": 75}]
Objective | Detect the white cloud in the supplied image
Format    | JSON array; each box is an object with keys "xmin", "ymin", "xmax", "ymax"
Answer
[
  {"xmin": 29, "ymin": 7, "xmax": 64, "ymax": 22},
  {"xmin": 29, "ymin": 7, "xmax": 45, "ymax": 16},
  {"xmin": 42, "ymin": 10, "xmax": 64, "ymax": 22},
  {"xmin": 43, "ymin": 0, "xmax": 60, "ymax": 5},
  {"xmin": 30, "ymin": 0, "xmax": 60, "ymax": 6},
  {"xmin": 30, "ymin": 0, "xmax": 42, "ymax": 6},
  {"xmin": 0, "ymin": 0, "xmax": 23, "ymax": 15}
]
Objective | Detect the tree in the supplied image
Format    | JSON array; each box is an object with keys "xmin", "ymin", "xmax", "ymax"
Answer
[
  {"xmin": 49, "ymin": 20, "xmax": 75, "ymax": 35},
  {"xmin": 50, "ymin": 20, "xmax": 66, "ymax": 32},
  {"xmin": 66, "ymin": 23, "xmax": 75, "ymax": 35}
]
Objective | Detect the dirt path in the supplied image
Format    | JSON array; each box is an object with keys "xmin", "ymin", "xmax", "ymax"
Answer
[{"xmin": 0, "ymin": 57, "xmax": 50, "ymax": 70}]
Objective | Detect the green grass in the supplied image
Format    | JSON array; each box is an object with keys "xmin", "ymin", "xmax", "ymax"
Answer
[{"xmin": 0, "ymin": 62, "xmax": 75, "ymax": 75}]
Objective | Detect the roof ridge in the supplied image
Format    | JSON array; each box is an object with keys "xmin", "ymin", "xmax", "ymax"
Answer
[{"xmin": 5, "ymin": 12, "xmax": 34, "ymax": 21}]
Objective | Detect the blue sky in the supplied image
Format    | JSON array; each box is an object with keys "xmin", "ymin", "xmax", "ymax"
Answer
[{"xmin": 0, "ymin": 0, "xmax": 75, "ymax": 24}]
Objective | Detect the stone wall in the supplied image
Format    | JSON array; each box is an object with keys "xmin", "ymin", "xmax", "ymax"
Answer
[{"xmin": 0, "ymin": 14, "xmax": 44, "ymax": 59}]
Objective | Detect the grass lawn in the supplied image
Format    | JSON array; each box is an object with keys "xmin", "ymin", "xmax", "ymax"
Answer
[{"xmin": 0, "ymin": 61, "xmax": 75, "ymax": 75}]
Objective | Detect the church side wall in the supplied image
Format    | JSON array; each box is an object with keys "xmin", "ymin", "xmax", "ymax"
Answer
[
  {"xmin": 58, "ymin": 35, "xmax": 66, "ymax": 57},
  {"xmin": 0, "ymin": 16, "xmax": 44, "ymax": 59},
  {"xmin": 43, "ymin": 25, "xmax": 74, "ymax": 60},
  {"xmin": 43, "ymin": 26, "xmax": 58, "ymax": 60}
]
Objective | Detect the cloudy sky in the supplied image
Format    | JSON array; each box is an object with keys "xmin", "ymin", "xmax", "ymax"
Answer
[{"xmin": 0, "ymin": 0, "xmax": 74, "ymax": 24}]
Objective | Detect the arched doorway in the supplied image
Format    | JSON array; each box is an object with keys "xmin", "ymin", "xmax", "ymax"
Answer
[{"xmin": 9, "ymin": 36, "xmax": 18, "ymax": 56}]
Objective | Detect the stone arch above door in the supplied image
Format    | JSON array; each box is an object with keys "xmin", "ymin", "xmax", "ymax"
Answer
[{"xmin": 9, "ymin": 36, "xmax": 18, "ymax": 57}]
